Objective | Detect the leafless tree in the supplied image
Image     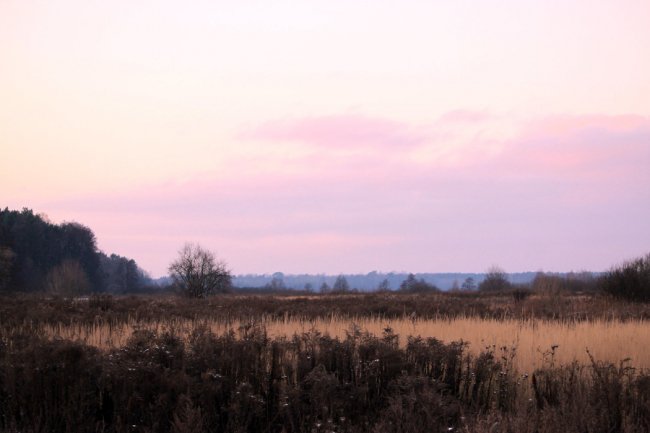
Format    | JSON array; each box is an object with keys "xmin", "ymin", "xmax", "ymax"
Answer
[
  {"xmin": 478, "ymin": 266, "xmax": 511, "ymax": 292},
  {"xmin": 46, "ymin": 259, "xmax": 90, "ymax": 297},
  {"xmin": 332, "ymin": 275, "xmax": 350, "ymax": 292},
  {"xmin": 168, "ymin": 243, "xmax": 232, "ymax": 298}
]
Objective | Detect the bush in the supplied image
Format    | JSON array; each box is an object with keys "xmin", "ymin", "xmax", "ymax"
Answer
[
  {"xmin": 511, "ymin": 287, "xmax": 533, "ymax": 302},
  {"xmin": 600, "ymin": 254, "xmax": 650, "ymax": 302},
  {"xmin": 478, "ymin": 266, "xmax": 511, "ymax": 292}
]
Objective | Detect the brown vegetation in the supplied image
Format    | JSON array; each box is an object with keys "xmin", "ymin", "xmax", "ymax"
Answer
[
  {"xmin": 1, "ymin": 292, "xmax": 650, "ymax": 432},
  {"xmin": 2, "ymin": 291, "xmax": 649, "ymax": 328}
]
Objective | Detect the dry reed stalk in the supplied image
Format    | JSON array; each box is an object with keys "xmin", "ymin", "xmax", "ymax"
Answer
[{"xmin": 34, "ymin": 315, "xmax": 649, "ymax": 373}]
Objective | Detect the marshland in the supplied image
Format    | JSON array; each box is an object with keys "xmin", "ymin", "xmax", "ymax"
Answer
[
  {"xmin": 2, "ymin": 289, "xmax": 650, "ymax": 433},
  {"xmin": 5, "ymin": 1, "xmax": 650, "ymax": 432}
]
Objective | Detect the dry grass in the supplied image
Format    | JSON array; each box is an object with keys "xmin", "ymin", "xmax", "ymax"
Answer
[
  {"xmin": 4, "ymin": 294, "xmax": 650, "ymax": 433},
  {"xmin": 35, "ymin": 314, "xmax": 650, "ymax": 373}
]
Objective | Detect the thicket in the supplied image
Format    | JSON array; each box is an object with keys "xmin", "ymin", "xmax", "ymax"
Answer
[{"xmin": 600, "ymin": 254, "xmax": 650, "ymax": 302}]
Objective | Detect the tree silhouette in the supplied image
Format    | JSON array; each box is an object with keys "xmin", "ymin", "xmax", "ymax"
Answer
[
  {"xmin": 168, "ymin": 243, "xmax": 231, "ymax": 298},
  {"xmin": 399, "ymin": 273, "xmax": 439, "ymax": 293},
  {"xmin": 332, "ymin": 275, "xmax": 350, "ymax": 292},
  {"xmin": 376, "ymin": 278, "xmax": 391, "ymax": 291},
  {"xmin": 462, "ymin": 277, "xmax": 476, "ymax": 291},
  {"xmin": 478, "ymin": 266, "xmax": 511, "ymax": 292}
]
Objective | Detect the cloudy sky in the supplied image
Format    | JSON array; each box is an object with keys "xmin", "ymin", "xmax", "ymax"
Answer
[{"xmin": 2, "ymin": 0, "xmax": 649, "ymax": 276}]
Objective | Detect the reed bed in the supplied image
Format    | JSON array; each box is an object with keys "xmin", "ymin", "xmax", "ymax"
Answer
[
  {"xmin": 33, "ymin": 314, "xmax": 650, "ymax": 373},
  {"xmin": 3, "ymin": 294, "xmax": 650, "ymax": 432}
]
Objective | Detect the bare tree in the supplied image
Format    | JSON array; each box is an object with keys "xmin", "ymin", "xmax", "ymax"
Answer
[
  {"xmin": 600, "ymin": 253, "xmax": 650, "ymax": 302},
  {"xmin": 332, "ymin": 275, "xmax": 350, "ymax": 292},
  {"xmin": 46, "ymin": 259, "xmax": 90, "ymax": 297},
  {"xmin": 376, "ymin": 278, "xmax": 391, "ymax": 292},
  {"xmin": 478, "ymin": 266, "xmax": 511, "ymax": 292},
  {"xmin": 168, "ymin": 243, "xmax": 232, "ymax": 298}
]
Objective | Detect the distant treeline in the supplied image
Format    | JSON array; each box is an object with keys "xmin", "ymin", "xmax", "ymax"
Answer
[
  {"xmin": 232, "ymin": 270, "xmax": 597, "ymax": 292},
  {"xmin": 233, "ymin": 260, "xmax": 649, "ymax": 302},
  {"xmin": 0, "ymin": 208, "xmax": 152, "ymax": 294},
  {"xmin": 2, "ymin": 207, "xmax": 647, "ymax": 301}
]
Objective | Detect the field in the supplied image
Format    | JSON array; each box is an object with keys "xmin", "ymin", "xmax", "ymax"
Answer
[{"xmin": 1, "ymin": 292, "xmax": 650, "ymax": 432}]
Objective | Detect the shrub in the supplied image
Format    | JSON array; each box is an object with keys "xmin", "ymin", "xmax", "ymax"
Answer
[
  {"xmin": 600, "ymin": 253, "xmax": 650, "ymax": 302},
  {"xmin": 478, "ymin": 266, "xmax": 511, "ymax": 292},
  {"xmin": 511, "ymin": 287, "xmax": 533, "ymax": 302}
]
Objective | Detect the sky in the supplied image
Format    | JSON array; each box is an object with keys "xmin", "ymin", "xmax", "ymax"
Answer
[{"xmin": 2, "ymin": 0, "xmax": 650, "ymax": 277}]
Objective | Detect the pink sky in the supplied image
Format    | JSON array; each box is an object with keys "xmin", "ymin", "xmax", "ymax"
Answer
[{"xmin": 2, "ymin": 1, "xmax": 649, "ymax": 276}]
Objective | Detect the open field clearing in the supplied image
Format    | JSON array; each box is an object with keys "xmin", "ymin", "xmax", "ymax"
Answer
[{"xmin": 34, "ymin": 315, "xmax": 650, "ymax": 373}]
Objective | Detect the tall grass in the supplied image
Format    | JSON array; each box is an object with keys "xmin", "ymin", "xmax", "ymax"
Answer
[
  {"xmin": 2, "ymin": 294, "xmax": 650, "ymax": 432},
  {"xmin": 2, "ymin": 322, "xmax": 649, "ymax": 433},
  {"xmin": 29, "ymin": 314, "xmax": 650, "ymax": 373}
]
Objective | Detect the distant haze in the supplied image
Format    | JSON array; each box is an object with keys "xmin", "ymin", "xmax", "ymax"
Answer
[{"xmin": 2, "ymin": 1, "xmax": 649, "ymax": 277}]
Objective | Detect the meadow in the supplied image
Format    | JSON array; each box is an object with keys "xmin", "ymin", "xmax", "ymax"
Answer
[{"xmin": 1, "ymin": 292, "xmax": 650, "ymax": 433}]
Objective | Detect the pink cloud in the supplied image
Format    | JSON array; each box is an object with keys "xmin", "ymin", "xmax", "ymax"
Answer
[
  {"xmin": 243, "ymin": 114, "xmax": 425, "ymax": 149},
  {"xmin": 495, "ymin": 115, "xmax": 650, "ymax": 179},
  {"xmin": 28, "ymin": 112, "xmax": 650, "ymax": 276}
]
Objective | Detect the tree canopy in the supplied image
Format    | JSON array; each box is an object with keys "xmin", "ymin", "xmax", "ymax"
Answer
[{"xmin": 0, "ymin": 208, "xmax": 150, "ymax": 293}]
